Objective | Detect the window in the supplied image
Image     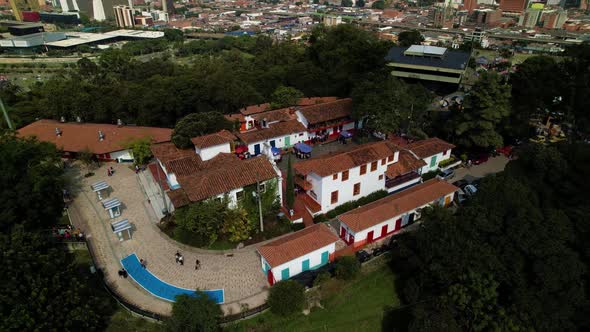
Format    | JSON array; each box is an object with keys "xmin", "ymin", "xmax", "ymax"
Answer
[
  {"xmin": 236, "ymin": 190, "xmax": 244, "ymax": 201},
  {"xmin": 299, "ymin": 133, "xmax": 304, "ymax": 136},
  {"xmin": 378, "ymin": 174, "xmax": 384, "ymax": 180},
  {"xmin": 331, "ymin": 190, "xmax": 338, "ymax": 204},
  {"xmin": 353, "ymin": 183, "xmax": 360, "ymax": 196},
  {"xmin": 381, "ymin": 158, "xmax": 386, "ymax": 165},
  {"xmin": 342, "ymin": 170, "xmax": 349, "ymax": 181},
  {"xmin": 443, "ymin": 149, "xmax": 449, "ymax": 156},
  {"xmin": 259, "ymin": 183, "xmax": 266, "ymax": 193},
  {"xmin": 333, "ymin": 174, "xmax": 338, "ymax": 180},
  {"xmin": 387, "ymin": 155, "xmax": 394, "ymax": 162},
  {"xmin": 371, "ymin": 161, "xmax": 377, "ymax": 171},
  {"xmin": 360, "ymin": 164, "xmax": 367, "ymax": 175}
]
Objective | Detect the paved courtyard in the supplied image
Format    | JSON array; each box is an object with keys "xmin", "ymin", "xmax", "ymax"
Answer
[
  {"xmin": 453, "ymin": 155, "xmax": 510, "ymax": 182},
  {"xmin": 67, "ymin": 162, "xmax": 269, "ymax": 316}
]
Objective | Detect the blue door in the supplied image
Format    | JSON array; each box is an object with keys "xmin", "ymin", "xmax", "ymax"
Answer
[
  {"xmin": 321, "ymin": 251, "xmax": 329, "ymax": 265},
  {"xmin": 263, "ymin": 262, "xmax": 270, "ymax": 273},
  {"xmin": 302, "ymin": 259, "xmax": 310, "ymax": 272},
  {"xmin": 281, "ymin": 268, "xmax": 290, "ymax": 280},
  {"xmin": 270, "ymin": 140, "xmax": 276, "ymax": 148},
  {"xmin": 254, "ymin": 144, "xmax": 260, "ymax": 155}
]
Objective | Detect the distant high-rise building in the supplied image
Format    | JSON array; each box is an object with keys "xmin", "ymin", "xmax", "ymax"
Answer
[
  {"xmin": 541, "ymin": 9, "xmax": 568, "ymax": 29},
  {"xmin": 162, "ymin": 0, "xmax": 174, "ymax": 14},
  {"xmin": 59, "ymin": 0, "xmax": 127, "ymax": 21},
  {"xmin": 475, "ymin": 8, "xmax": 503, "ymax": 25},
  {"xmin": 519, "ymin": 7, "xmax": 542, "ymax": 28},
  {"xmin": 500, "ymin": 0, "xmax": 528, "ymax": 12},
  {"xmin": 113, "ymin": 5, "xmax": 134, "ymax": 27},
  {"xmin": 431, "ymin": 5, "xmax": 455, "ymax": 28}
]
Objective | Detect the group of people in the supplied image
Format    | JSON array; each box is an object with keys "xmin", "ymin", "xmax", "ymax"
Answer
[
  {"xmin": 52, "ymin": 224, "xmax": 85, "ymax": 241},
  {"xmin": 118, "ymin": 269, "xmax": 128, "ymax": 278},
  {"xmin": 175, "ymin": 251, "xmax": 202, "ymax": 270},
  {"xmin": 107, "ymin": 166, "xmax": 115, "ymax": 177}
]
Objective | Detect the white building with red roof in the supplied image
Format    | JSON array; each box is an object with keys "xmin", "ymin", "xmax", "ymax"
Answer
[{"xmin": 257, "ymin": 223, "xmax": 339, "ymax": 285}]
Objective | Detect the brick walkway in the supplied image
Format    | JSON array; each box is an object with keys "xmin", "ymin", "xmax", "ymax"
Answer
[{"xmin": 67, "ymin": 163, "xmax": 269, "ymax": 316}]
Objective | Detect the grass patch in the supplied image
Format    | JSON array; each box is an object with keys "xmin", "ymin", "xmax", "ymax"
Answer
[
  {"xmin": 207, "ymin": 239, "xmax": 237, "ymax": 250},
  {"xmin": 106, "ymin": 307, "xmax": 161, "ymax": 332},
  {"xmin": 226, "ymin": 264, "xmax": 399, "ymax": 332}
]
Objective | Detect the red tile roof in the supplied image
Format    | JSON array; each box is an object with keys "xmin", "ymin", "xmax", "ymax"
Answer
[
  {"xmin": 240, "ymin": 103, "xmax": 271, "ymax": 116},
  {"xmin": 385, "ymin": 150, "xmax": 426, "ymax": 178},
  {"xmin": 405, "ymin": 138, "xmax": 455, "ymax": 159},
  {"xmin": 297, "ymin": 98, "xmax": 353, "ymax": 125},
  {"xmin": 18, "ymin": 119, "xmax": 172, "ymax": 155},
  {"xmin": 258, "ymin": 224, "xmax": 339, "ymax": 267},
  {"xmin": 297, "ymin": 97, "xmax": 339, "ymax": 106},
  {"xmin": 150, "ymin": 142, "xmax": 195, "ymax": 164},
  {"xmin": 251, "ymin": 108, "xmax": 295, "ymax": 123},
  {"xmin": 190, "ymin": 130, "xmax": 237, "ymax": 149},
  {"xmin": 338, "ymin": 179, "xmax": 458, "ymax": 232},
  {"xmin": 171, "ymin": 156, "xmax": 278, "ymax": 206},
  {"xmin": 236, "ymin": 120, "xmax": 306, "ymax": 144},
  {"xmin": 294, "ymin": 141, "xmax": 398, "ymax": 177}
]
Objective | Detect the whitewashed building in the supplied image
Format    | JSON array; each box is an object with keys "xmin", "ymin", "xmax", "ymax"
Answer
[
  {"xmin": 338, "ymin": 179, "xmax": 458, "ymax": 249},
  {"xmin": 406, "ymin": 138, "xmax": 455, "ymax": 173},
  {"xmin": 258, "ymin": 223, "xmax": 339, "ymax": 285}
]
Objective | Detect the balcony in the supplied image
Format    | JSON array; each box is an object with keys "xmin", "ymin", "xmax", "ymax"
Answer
[{"xmin": 385, "ymin": 171, "xmax": 421, "ymax": 189}]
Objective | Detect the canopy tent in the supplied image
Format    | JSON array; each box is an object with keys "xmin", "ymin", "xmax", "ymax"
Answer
[
  {"xmin": 339, "ymin": 131, "xmax": 352, "ymax": 139},
  {"xmin": 234, "ymin": 145, "xmax": 248, "ymax": 154},
  {"xmin": 91, "ymin": 180, "xmax": 109, "ymax": 200},
  {"xmin": 111, "ymin": 219, "xmax": 132, "ymax": 241},
  {"xmin": 102, "ymin": 198, "xmax": 122, "ymax": 219},
  {"xmin": 294, "ymin": 143, "xmax": 312, "ymax": 154},
  {"xmin": 271, "ymin": 147, "xmax": 281, "ymax": 156}
]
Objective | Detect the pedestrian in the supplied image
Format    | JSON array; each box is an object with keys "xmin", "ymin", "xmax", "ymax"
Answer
[
  {"xmin": 175, "ymin": 251, "xmax": 180, "ymax": 264},
  {"xmin": 140, "ymin": 259, "xmax": 146, "ymax": 269},
  {"xmin": 107, "ymin": 168, "xmax": 112, "ymax": 177},
  {"xmin": 122, "ymin": 269, "xmax": 128, "ymax": 278},
  {"xmin": 110, "ymin": 166, "xmax": 115, "ymax": 175},
  {"xmin": 135, "ymin": 165, "xmax": 139, "ymax": 174},
  {"xmin": 195, "ymin": 259, "xmax": 200, "ymax": 270},
  {"xmin": 179, "ymin": 255, "xmax": 184, "ymax": 266},
  {"xmin": 118, "ymin": 269, "xmax": 124, "ymax": 278}
]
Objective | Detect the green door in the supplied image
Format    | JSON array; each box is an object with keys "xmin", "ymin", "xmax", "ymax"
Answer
[
  {"xmin": 430, "ymin": 155, "xmax": 438, "ymax": 168},
  {"xmin": 302, "ymin": 259, "xmax": 310, "ymax": 272},
  {"xmin": 281, "ymin": 268, "xmax": 290, "ymax": 280},
  {"xmin": 285, "ymin": 136, "xmax": 291, "ymax": 147},
  {"xmin": 321, "ymin": 251, "xmax": 329, "ymax": 265}
]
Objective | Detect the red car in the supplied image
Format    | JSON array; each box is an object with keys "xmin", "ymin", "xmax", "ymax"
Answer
[
  {"xmin": 471, "ymin": 154, "xmax": 489, "ymax": 165},
  {"xmin": 496, "ymin": 145, "xmax": 513, "ymax": 158}
]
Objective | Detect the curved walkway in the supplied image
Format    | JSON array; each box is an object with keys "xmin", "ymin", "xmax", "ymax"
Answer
[{"xmin": 67, "ymin": 163, "xmax": 269, "ymax": 316}]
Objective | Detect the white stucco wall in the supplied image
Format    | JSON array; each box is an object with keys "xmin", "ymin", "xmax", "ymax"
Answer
[
  {"xmin": 386, "ymin": 176, "xmax": 422, "ymax": 193},
  {"xmin": 247, "ymin": 131, "xmax": 308, "ymax": 156},
  {"xmin": 111, "ymin": 149, "xmax": 133, "ymax": 162},
  {"xmin": 261, "ymin": 242, "xmax": 336, "ymax": 283},
  {"xmin": 420, "ymin": 149, "xmax": 452, "ymax": 173},
  {"xmin": 295, "ymin": 111, "xmax": 309, "ymax": 128},
  {"xmin": 196, "ymin": 143, "xmax": 231, "ymax": 161}
]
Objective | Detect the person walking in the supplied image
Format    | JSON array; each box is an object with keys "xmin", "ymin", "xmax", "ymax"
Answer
[
  {"xmin": 175, "ymin": 251, "xmax": 180, "ymax": 264},
  {"xmin": 140, "ymin": 259, "xmax": 146, "ymax": 269},
  {"xmin": 179, "ymin": 255, "xmax": 184, "ymax": 266},
  {"xmin": 195, "ymin": 259, "xmax": 200, "ymax": 270}
]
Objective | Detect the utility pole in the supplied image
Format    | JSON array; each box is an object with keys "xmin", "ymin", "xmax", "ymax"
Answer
[
  {"xmin": 0, "ymin": 97, "xmax": 14, "ymax": 130},
  {"xmin": 257, "ymin": 179, "xmax": 264, "ymax": 232}
]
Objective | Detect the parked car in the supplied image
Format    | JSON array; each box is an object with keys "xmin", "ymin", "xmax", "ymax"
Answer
[
  {"xmin": 455, "ymin": 188, "xmax": 468, "ymax": 204},
  {"xmin": 471, "ymin": 153, "xmax": 489, "ymax": 165},
  {"xmin": 463, "ymin": 184, "xmax": 478, "ymax": 197},
  {"xmin": 356, "ymin": 250, "xmax": 371, "ymax": 263},
  {"xmin": 437, "ymin": 169, "xmax": 455, "ymax": 181},
  {"xmin": 452, "ymin": 179, "xmax": 469, "ymax": 188},
  {"xmin": 495, "ymin": 145, "xmax": 513, "ymax": 158},
  {"xmin": 371, "ymin": 246, "xmax": 388, "ymax": 257}
]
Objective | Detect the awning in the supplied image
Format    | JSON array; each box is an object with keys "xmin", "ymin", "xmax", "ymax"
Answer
[
  {"xmin": 102, "ymin": 198, "xmax": 121, "ymax": 210},
  {"xmin": 271, "ymin": 147, "xmax": 281, "ymax": 156},
  {"xmin": 91, "ymin": 181, "xmax": 109, "ymax": 192},
  {"xmin": 235, "ymin": 145, "xmax": 248, "ymax": 154},
  {"xmin": 340, "ymin": 131, "xmax": 352, "ymax": 138},
  {"xmin": 111, "ymin": 219, "xmax": 131, "ymax": 233},
  {"xmin": 294, "ymin": 142, "xmax": 312, "ymax": 154}
]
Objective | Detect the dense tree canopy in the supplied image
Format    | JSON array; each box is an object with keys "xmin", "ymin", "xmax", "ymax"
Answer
[
  {"xmin": 165, "ymin": 293, "xmax": 222, "ymax": 332},
  {"xmin": 172, "ymin": 112, "xmax": 234, "ymax": 148},
  {"xmin": 390, "ymin": 143, "xmax": 590, "ymax": 331},
  {"xmin": 397, "ymin": 30, "xmax": 424, "ymax": 47},
  {"xmin": 270, "ymin": 86, "xmax": 304, "ymax": 109}
]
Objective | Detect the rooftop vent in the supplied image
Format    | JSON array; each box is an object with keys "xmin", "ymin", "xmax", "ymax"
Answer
[
  {"xmin": 98, "ymin": 130, "xmax": 105, "ymax": 141},
  {"xmin": 55, "ymin": 127, "xmax": 62, "ymax": 136}
]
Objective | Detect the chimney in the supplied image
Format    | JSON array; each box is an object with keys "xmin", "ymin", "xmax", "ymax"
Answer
[
  {"xmin": 98, "ymin": 130, "xmax": 105, "ymax": 141},
  {"xmin": 59, "ymin": 116, "xmax": 65, "ymax": 123},
  {"xmin": 55, "ymin": 128, "xmax": 62, "ymax": 136},
  {"xmin": 76, "ymin": 116, "xmax": 82, "ymax": 123},
  {"xmin": 117, "ymin": 119, "xmax": 124, "ymax": 127}
]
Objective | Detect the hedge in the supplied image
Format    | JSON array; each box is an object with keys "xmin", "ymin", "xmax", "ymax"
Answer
[
  {"xmin": 438, "ymin": 156, "xmax": 459, "ymax": 168},
  {"xmin": 314, "ymin": 190, "xmax": 388, "ymax": 223}
]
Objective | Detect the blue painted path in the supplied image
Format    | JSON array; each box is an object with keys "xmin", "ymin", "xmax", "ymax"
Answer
[{"xmin": 121, "ymin": 253, "xmax": 224, "ymax": 304}]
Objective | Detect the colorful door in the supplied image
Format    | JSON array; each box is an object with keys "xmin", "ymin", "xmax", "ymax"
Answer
[
  {"xmin": 408, "ymin": 213, "xmax": 415, "ymax": 224},
  {"xmin": 321, "ymin": 251, "xmax": 329, "ymax": 264},
  {"xmin": 395, "ymin": 218, "xmax": 402, "ymax": 231},
  {"xmin": 444, "ymin": 195, "xmax": 451, "ymax": 207},
  {"xmin": 285, "ymin": 136, "xmax": 290, "ymax": 147},
  {"xmin": 302, "ymin": 259, "xmax": 310, "ymax": 272},
  {"xmin": 339, "ymin": 227, "xmax": 346, "ymax": 239},
  {"xmin": 381, "ymin": 224, "xmax": 388, "ymax": 237},
  {"xmin": 333, "ymin": 126, "xmax": 339, "ymax": 134},
  {"xmin": 430, "ymin": 155, "xmax": 438, "ymax": 168},
  {"xmin": 367, "ymin": 230, "xmax": 374, "ymax": 243},
  {"xmin": 270, "ymin": 140, "xmax": 276, "ymax": 148},
  {"xmin": 254, "ymin": 144, "xmax": 260, "ymax": 155},
  {"xmin": 281, "ymin": 268, "xmax": 290, "ymax": 280},
  {"xmin": 267, "ymin": 270, "xmax": 274, "ymax": 285}
]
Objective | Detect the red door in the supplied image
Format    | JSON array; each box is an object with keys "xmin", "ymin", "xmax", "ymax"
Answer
[
  {"xmin": 381, "ymin": 224, "xmax": 388, "ymax": 237},
  {"xmin": 395, "ymin": 218, "xmax": 402, "ymax": 231},
  {"xmin": 267, "ymin": 270, "xmax": 274, "ymax": 286},
  {"xmin": 340, "ymin": 226, "xmax": 346, "ymax": 239},
  {"xmin": 367, "ymin": 230, "xmax": 374, "ymax": 243}
]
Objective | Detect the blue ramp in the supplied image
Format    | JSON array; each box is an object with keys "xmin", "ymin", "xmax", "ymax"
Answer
[{"xmin": 121, "ymin": 253, "xmax": 224, "ymax": 304}]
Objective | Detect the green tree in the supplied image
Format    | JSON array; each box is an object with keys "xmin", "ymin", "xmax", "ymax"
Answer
[
  {"xmin": 285, "ymin": 155, "xmax": 295, "ymax": 210},
  {"xmin": 172, "ymin": 112, "xmax": 234, "ymax": 148},
  {"xmin": 341, "ymin": 0, "xmax": 353, "ymax": 6},
  {"xmin": 356, "ymin": 0, "xmax": 365, "ymax": 6},
  {"xmin": 165, "ymin": 293, "xmax": 222, "ymax": 332},
  {"xmin": 270, "ymin": 86, "xmax": 304, "ymax": 109},
  {"xmin": 164, "ymin": 28, "xmax": 184, "ymax": 43},
  {"xmin": 79, "ymin": 148, "xmax": 95, "ymax": 175},
  {"xmin": 174, "ymin": 199, "xmax": 227, "ymax": 246},
  {"xmin": 371, "ymin": 0, "xmax": 385, "ymax": 9},
  {"xmin": 125, "ymin": 137, "xmax": 153, "ymax": 165},
  {"xmin": 450, "ymin": 72, "xmax": 510, "ymax": 149},
  {"xmin": 268, "ymin": 280, "xmax": 306, "ymax": 316},
  {"xmin": 398, "ymin": 30, "xmax": 424, "ymax": 47},
  {"xmin": 221, "ymin": 207, "xmax": 251, "ymax": 242},
  {"xmin": 335, "ymin": 255, "xmax": 360, "ymax": 280}
]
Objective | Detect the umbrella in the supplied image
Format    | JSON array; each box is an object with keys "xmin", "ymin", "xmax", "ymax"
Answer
[
  {"xmin": 294, "ymin": 142, "xmax": 312, "ymax": 154},
  {"xmin": 340, "ymin": 131, "xmax": 352, "ymax": 138},
  {"xmin": 271, "ymin": 147, "xmax": 281, "ymax": 156}
]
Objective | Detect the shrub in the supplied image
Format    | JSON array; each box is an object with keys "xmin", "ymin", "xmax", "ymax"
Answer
[
  {"xmin": 335, "ymin": 256, "xmax": 360, "ymax": 280},
  {"xmin": 438, "ymin": 156, "xmax": 458, "ymax": 169},
  {"xmin": 313, "ymin": 271, "xmax": 331, "ymax": 287},
  {"xmin": 291, "ymin": 222, "xmax": 305, "ymax": 232},
  {"xmin": 313, "ymin": 214, "xmax": 328, "ymax": 224},
  {"xmin": 421, "ymin": 170, "xmax": 441, "ymax": 181},
  {"xmin": 268, "ymin": 280, "xmax": 305, "ymax": 316},
  {"xmin": 324, "ymin": 190, "xmax": 388, "ymax": 219}
]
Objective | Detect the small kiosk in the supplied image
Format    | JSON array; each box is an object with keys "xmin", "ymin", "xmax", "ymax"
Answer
[
  {"xmin": 102, "ymin": 198, "xmax": 122, "ymax": 219},
  {"xmin": 111, "ymin": 219, "xmax": 132, "ymax": 241},
  {"xmin": 91, "ymin": 181, "xmax": 110, "ymax": 201}
]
